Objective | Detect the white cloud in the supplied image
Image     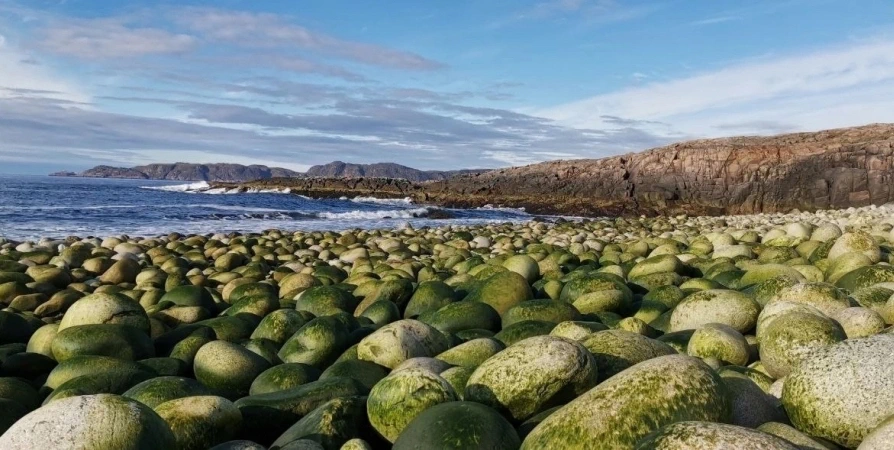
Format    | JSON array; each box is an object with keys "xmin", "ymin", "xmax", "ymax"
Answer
[
  {"xmin": 40, "ymin": 19, "xmax": 196, "ymax": 58},
  {"xmin": 539, "ymin": 38, "xmax": 894, "ymax": 136},
  {"xmin": 0, "ymin": 41, "xmax": 89, "ymax": 103}
]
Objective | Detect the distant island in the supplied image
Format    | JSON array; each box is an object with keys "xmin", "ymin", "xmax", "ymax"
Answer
[{"xmin": 51, "ymin": 161, "xmax": 489, "ymax": 183}]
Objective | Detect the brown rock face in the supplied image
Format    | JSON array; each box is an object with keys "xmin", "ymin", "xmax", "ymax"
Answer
[{"xmin": 215, "ymin": 124, "xmax": 894, "ymax": 217}]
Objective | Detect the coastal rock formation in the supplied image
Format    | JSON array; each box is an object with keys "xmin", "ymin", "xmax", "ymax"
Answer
[
  {"xmin": 220, "ymin": 124, "xmax": 894, "ymax": 217},
  {"xmin": 306, "ymin": 161, "xmax": 487, "ymax": 182}
]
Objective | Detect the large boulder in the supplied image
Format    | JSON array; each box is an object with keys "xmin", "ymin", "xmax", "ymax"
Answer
[
  {"xmin": 466, "ymin": 335, "xmax": 598, "ymax": 421},
  {"xmin": 392, "ymin": 401, "xmax": 520, "ymax": 450},
  {"xmin": 357, "ymin": 320, "xmax": 448, "ymax": 369},
  {"xmin": 521, "ymin": 355, "xmax": 729, "ymax": 449},
  {"xmin": 669, "ymin": 289, "xmax": 760, "ymax": 333},
  {"xmin": 155, "ymin": 395, "xmax": 242, "ymax": 450},
  {"xmin": 783, "ymin": 334, "xmax": 894, "ymax": 448},
  {"xmin": 0, "ymin": 394, "xmax": 176, "ymax": 449},
  {"xmin": 634, "ymin": 421, "xmax": 799, "ymax": 449},
  {"xmin": 367, "ymin": 369, "xmax": 457, "ymax": 443}
]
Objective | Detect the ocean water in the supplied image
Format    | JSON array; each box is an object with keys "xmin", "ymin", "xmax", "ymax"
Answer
[{"xmin": 0, "ymin": 175, "xmax": 530, "ymax": 241}]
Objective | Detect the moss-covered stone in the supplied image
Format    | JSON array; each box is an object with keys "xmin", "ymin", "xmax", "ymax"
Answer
[
  {"xmin": 357, "ymin": 319, "xmax": 448, "ymax": 369},
  {"xmin": 581, "ymin": 329, "xmax": 677, "ymax": 380},
  {"xmin": 466, "ymin": 335, "xmax": 597, "ymax": 421},
  {"xmin": 58, "ymin": 292, "xmax": 149, "ymax": 332},
  {"xmin": 392, "ymin": 401, "xmax": 520, "ymax": 450},
  {"xmin": 123, "ymin": 376, "xmax": 212, "ymax": 408},
  {"xmin": 634, "ymin": 421, "xmax": 799, "ymax": 449},
  {"xmin": 250, "ymin": 363, "xmax": 322, "ymax": 395},
  {"xmin": 687, "ymin": 323, "xmax": 750, "ymax": 366},
  {"xmin": 759, "ymin": 311, "xmax": 845, "ymax": 379},
  {"xmin": 367, "ymin": 369, "xmax": 457, "ymax": 443},
  {"xmin": 669, "ymin": 289, "xmax": 760, "ymax": 333},
  {"xmin": 521, "ymin": 355, "xmax": 729, "ymax": 449},
  {"xmin": 269, "ymin": 396, "xmax": 373, "ymax": 450},
  {"xmin": 194, "ymin": 340, "xmax": 271, "ymax": 398},
  {"xmin": 51, "ymin": 323, "xmax": 153, "ymax": 361},
  {"xmin": 463, "ymin": 271, "xmax": 532, "ymax": 315},
  {"xmin": 155, "ymin": 395, "xmax": 242, "ymax": 450},
  {"xmin": 782, "ymin": 334, "xmax": 894, "ymax": 448},
  {"xmin": 0, "ymin": 394, "xmax": 176, "ymax": 449}
]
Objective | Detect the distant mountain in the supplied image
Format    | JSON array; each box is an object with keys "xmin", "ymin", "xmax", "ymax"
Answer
[
  {"xmin": 305, "ymin": 161, "xmax": 488, "ymax": 182},
  {"xmin": 55, "ymin": 163, "xmax": 303, "ymax": 182},
  {"xmin": 54, "ymin": 161, "xmax": 489, "ymax": 182}
]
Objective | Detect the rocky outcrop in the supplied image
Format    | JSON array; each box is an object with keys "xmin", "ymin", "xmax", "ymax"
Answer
[
  {"xmin": 58, "ymin": 164, "xmax": 302, "ymax": 182},
  {"xmin": 305, "ymin": 161, "xmax": 487, "ymax": 182},
  {"xmin": 218, "ymin": 124, "xmax": 894, "ymax": 217}
]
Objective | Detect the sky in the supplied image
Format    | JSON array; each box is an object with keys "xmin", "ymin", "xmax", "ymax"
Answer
[{"xmin": 1, "ymin": 0, "xmax": 893, "ymax": 174}]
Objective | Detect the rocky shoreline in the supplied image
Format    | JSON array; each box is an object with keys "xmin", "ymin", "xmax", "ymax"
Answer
[
  {"xmin": 215, "ymin": 124, "xmax": 894, "ymax": 217},
  {"xmin": 1, "ymin": 203, "xmax": 894, "ymax": 447}
]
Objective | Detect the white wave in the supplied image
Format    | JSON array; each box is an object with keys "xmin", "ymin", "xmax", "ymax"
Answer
[
  {"xmin": 351, "ymin": 196, "xmax": 414, "ymax": 206},
  {"xmin": 142, "ymin": 181, "xmax": 210, "ymax": 192},
  {"xmin": 316, "ymin": 207, "xmax": 431, "ymax": 220},
  {"xmin": 476, "ymin": 204, "xmax": 528, "ymax": 214}
]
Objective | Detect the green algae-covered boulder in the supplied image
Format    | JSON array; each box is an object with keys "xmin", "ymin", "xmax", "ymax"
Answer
[
  {"xmin": 755, "ymin": 300, "xmax": 827, "ymax": 341},
  {"xmin": 562, "ymin": 275, "xmax": 634, "ymax": 314},
  {"xmin": 669, "ymin": 289, "xmax": 760, "ymax": 333},
  {"xmin": 687, "ymin": 323, "xmax": 750, "ymax": 366},
  {"xmin": 835, "ymin": 265, "xmax": 894, "ymax": 293},
  {"xmin": 392, "ymin": 401, "xmax": 520, "ymax": 450},
  {"xmin": 251, "ymin": 309, "xmax": 310, "ymax": 345},
  {"xmin": 783, "ymin": 334, "xmax": 894, "ymax": 448},
  {"xmin": 634, "ymin": 421, "xmax": 799, "ymax": 450},
  {"xmin": 44, "ymin": 355, "xmax": 154, "ymax": 390},
  {"xmin": 834, "ymin": 306, "xmax": 886, "ymax": 338},
  {"xmin": 277, "ymin": 316, "xmax": 352, "ymax": 369},
  {"xmin": 99, "ymin": 258, "xmax": 142, "ymax": 285},
  {"xmin": 403, "ymin": 281, "xmax": 456, "ymax": 319},
  {"xmin": 51, "ymin": 323, "xmax": 154, "ymax": 361},
  {"xmin": 581, "ymin": 329, "xmax": 677, "ymax": 380},
  {"xmin": 159, "ymin": 285, "xmax": 216, "ymax": 311},
  {"xmin": 0, "ymin": 394, "xmax": 176, "ymax": 450},
  {"xmin": 320, "ymin": 359, "xmax": 388, "ymax": 391},
  {"xmin": 503, "ymin": 254, "xmax": 540, "ymax": 283},
  {"xmin": 295, "ymin": 285, "xmax": 358, "ymax": 317},
  {"xmin": 123, "ymin": 376, "xmax": 213, "ymax": 408},
  {"xmin": 436, "ymin": 337, "xmax": 504, "ymax": 367},
  {"xmin": 58, "ymin": 292, "xmax": 149, "ymax": 332},
  {"xmin": 194, "ymin": 340, "xmax": 271, "ymax": 398},
  {"xmin": 465, "ymin": 335, "xmax": 598, "ymax": 421},
  {"xmin": 367, "ymin": 369, "xmax": 457, "ymax": 443},
  {"xmin": 759, "ymin": 311, "xmax": 845, "ymax": 379},
  {"xmin": 766, "ymin": 282, "xmax": 853, "ymax": 317},
  {"xmin": 43, "ymin": 368, "xmax": 157, "ymax": 404},
  {"xmin": 739, "ymin": 264, "xmax": 806, "ymax": 288},
  {"xmin": 235, "ymin": 377, "xmax": 368, "ymax": 445},
  {"xmin": 493, "ymin": 319, "xmax": 556, "ymax": 346},
  {"xmin": 522, "ymin": 355, "xmax": 728, "ymax": 449},
  {"xmin": 549, "ymin": 320, "xmax": 608, "ymax": 341},
  {"xmin": 278, "ymin": 273, "xmax": 320, "ymax": 299},
  {"xmin": 357, "ymin": 319, "xmax": 448, "ymax": 369},
  {"xmin": 463, "ymin": 271, "xmax": 532, "ymax": 315},
  {"xmin": 155, "ymin": 395, "xmax": 242, "ymax": 450},
  {"xmin": 628, "ymin": 254, "xmax": 684, "ymax": 279},
  {"xmin": 828, "ymin": 231, "xmax": 881, "ymax": 264},
  {"xmin": 440, "ymin": 366, "xmax": 474, "ymax": 398},
  {"xmin": 269, "ymin": 396, "xmax": 373, "ymax": 450},
  {"xmin": 26, "ymin": 324, "xmax": 57, "ymax": 358},
  {"xmin": 250, "ymin": 363, "xmax": 322, "ymax": 395},
  {"xmin": 501, "ymin": 299, "xmax": 581, "ymax": 328},
  {"xmin": 418, "ymin": 301, "xmax": 501, "ymax": 334}
]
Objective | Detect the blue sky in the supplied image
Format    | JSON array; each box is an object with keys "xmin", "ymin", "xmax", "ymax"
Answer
[{"xmin": 1, "ymin": 0, "xmax": 893, "ymax": 173}]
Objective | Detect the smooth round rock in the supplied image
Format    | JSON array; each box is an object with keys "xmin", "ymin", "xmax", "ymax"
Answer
[
  {"xmin": 58, "ymin": 292, "xmax": 149, "ymax": 332},
  {"xmin": 392, "ymin": 401, "xmax": 520, "ymax": 450},
  {"xmin": 367, "ymin": 368, "xmax": 457, "ymax": 443},
  {"xmin": 580, "ymin": 330, "xmax": 676, "ymax": 380},
  {"xmin": 669, "ymin": 289, "xmax": 760, "ymax": 333},
  {"xmin": 466, "ymin": 335, "xmax": 598, "ymax": 421},
  {"xmin": 357, "ymin": 319, "xmax": 449, "ymax": 369},
  {"xmin": 687, "ymin": 323, "xmax": 750, "ymax": 366},
  {"xmin": 759, "ymin": 311, "xmax": 845, "ymax": 379},
  {"xmin": 0, "ymin": 394, "xmax": 176, "ymax": 449},
  {"xmin": 155, "ymin": 395, "xmax": 242, "ymax": 450},
  {"xmin": 194, "ymin": 340, "xmax": 271, "ymax": 398},
  {"xmin": 782, "ymin": 334, "xmax": 894, "ymax": 448},
  {"xmin": 521, "ymin": 355, "xmax": 728, "ymax": 450}
]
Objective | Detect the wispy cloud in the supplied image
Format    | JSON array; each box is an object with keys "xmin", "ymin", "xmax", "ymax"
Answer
[
  {"xmin": 539, "ymin": 38, "xmax": 894, "ymax": 136},
  {"xmin": 493, "ymin": 0, "xmax": 658, "ymax": 28},
  {"xmin": 39, "ymin": 18, "xmax": 196, "ymax": 58},
  {"xmin": 690, "ymin": 15, "xmax": 739, "ymax": 26},
  {"xmin": 174, "ymin": 7, "xmax": 444, "ymax": 70}
]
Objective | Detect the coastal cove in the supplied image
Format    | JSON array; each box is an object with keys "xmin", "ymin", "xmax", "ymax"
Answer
[{"xmin": 0, "ymin": 176, "xmax": 529, "ymax": 241}]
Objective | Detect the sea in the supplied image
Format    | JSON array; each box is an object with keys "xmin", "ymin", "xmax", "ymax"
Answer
[{"xmin": 0, "ymin": 175, "xmax": 531, "ymax": 241}]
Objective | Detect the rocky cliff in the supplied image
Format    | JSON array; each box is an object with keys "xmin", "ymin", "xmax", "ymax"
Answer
[
  {"xmin": 305, "ymin": 161, "xmax": 487, "ymax": 181},
  {"xmin": 63, "ymin": 163, "xmax": 302, "ymax": 182},
  {"xmin": 218, "ymin": 124, "xmax": 894, "ymax": 216}
]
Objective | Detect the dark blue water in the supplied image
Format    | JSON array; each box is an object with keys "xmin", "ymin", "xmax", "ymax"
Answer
[{"xmin": 0, "ymin": 176, "xmax": 529, "ymax": 241}]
